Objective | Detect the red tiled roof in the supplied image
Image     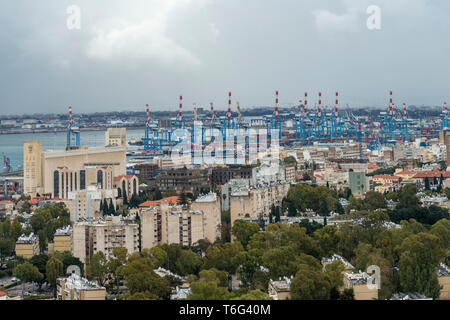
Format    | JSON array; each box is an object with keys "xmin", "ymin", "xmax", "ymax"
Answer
[
  {"xmin": 397, "ymin": 170, "xmax": 416, "ymax": 175},
  {"xmin": 368, "ymin": 163, "xmax": 380, "ymax": 169},
  {"xmin": 0, "ymin": 291, "xmax": 7, "ymax": 297},
  {"xmin": 139, "ymin": 196, "xmax": 181, "ymax": 207},
  {"xmin": 413, "ymin": 171, "xmax": 450, "ymax": 179},
  {"xmin": 373, "ymin": 175, "xmax": 400, "ymax": 180},
  {"xmin": 114, "ymin": 175, "xmax": 135, "ymax": 180}
]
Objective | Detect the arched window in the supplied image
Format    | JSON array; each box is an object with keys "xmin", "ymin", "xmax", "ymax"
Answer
[
  {"xmin": 97, "ymin": 170, "xmax": 103, "ymax": 189},
  {"xmin": 53, "ymin": 171, "xmax": 59, "ymax": 198}
]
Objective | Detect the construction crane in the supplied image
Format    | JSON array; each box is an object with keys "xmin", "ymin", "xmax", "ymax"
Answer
[
  {"xmin": 2, "ymin": 153, "xmax": 11, "ymax": 173},
  {"xmin": 67, "ymin": 106, "xmax": 81, "ymax": 148}
]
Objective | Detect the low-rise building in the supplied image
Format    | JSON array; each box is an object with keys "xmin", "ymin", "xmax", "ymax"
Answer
[
  {"xmin": 133, "ymin": 163, "xmax": 160, "ymax": 180},
  {"xmin": 156, "ymin": 168, "xmax": 210, "ymax": 192},
  {"xmin": 210, "ymin": 166, "xmax": 253, "ymax": 186},
  {"xmin": 268, "ymin": 277, "xmax": 292, "ymax": 300},
  {"xmin": 57, "ymin": 274, "xmax": 106, "ymax": 300},
  {"xmin": 437, "ymin": 263, "xmax": 450, "ymax": 300},
  {"xmin": 343, "ymin": 272, "xmax": 378, "ymax": 300},
  {"xmin": 15, "ymin": 233, "xmax": 39, "ymax": 259},
  {"xmin": 321, "ymin": 254, "xmax": 354, "ymax": 273},
  {"xmin": 53, "ymin": 226, "xmax": 72, "ymax": 253}
]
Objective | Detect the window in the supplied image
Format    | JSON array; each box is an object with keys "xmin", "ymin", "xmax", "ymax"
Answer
[
  {"xmin": 54, "ymin": 171, "xmax": 59, "ymax": 198},
  {"xmin": 61, "ymin": 173, "xmax": 64, "ymax": 198},
  {"xmin": 80, "ymin": 170, "xmax": 86, "ymax": 190},
  {"xmin": 97, "ymin": 170, "xmax": 103, "ymax": 189},
  {"xmin": 133, "ymin": 178, "xmax": 137, "ymax": 195}
]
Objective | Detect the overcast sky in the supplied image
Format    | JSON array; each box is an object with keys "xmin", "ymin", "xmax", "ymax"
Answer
[{"xmin": 1, "ymin": 0, "xmax": 449, "ymax": 115}]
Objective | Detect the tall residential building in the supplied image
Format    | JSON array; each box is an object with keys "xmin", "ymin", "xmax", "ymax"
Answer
[
  {"xmin": 72, "ymin": 216, "xmax": 139, "ymax": 263},
  {"xmin": 348, "ymin": 171, "xmax": 367, "ymax": 195},
  {"xmin": 105, "ymin": 128, "xmax": 127, "ymax": 147},
  {"xmin": 230, "ymin": 182, "xmax": 290, "ymax": 227},
  {"xmin": 141, "ymin": 193, "xmax": 221, "ymax": 248},
  {"xmin": 67, "ymin": 185, "xmax": 117, "ymax": 222},
  {"xmin": 23, "ymin": 141, "xmax": 43, "ymax": 196}
]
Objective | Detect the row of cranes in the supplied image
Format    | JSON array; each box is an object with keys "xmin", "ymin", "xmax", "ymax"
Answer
[
  {"xmin": 143, "ymin": 92, "xmax": 284, "ymax": 157},
  {"xmin": 62, "ymin": 90, "xmax": 450, "ymax": 155},
  {"xmin": 142, "ymin": 90, "xmax": 417, "ymax": 153}
]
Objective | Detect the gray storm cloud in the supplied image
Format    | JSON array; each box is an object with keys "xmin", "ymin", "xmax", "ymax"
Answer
[{"xmin": 0, "ymin": 0, "xmax": 449, "ymax": 115}]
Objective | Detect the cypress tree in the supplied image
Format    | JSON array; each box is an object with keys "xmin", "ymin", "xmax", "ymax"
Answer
[
  {"xmin": 274, "ymin": 206, "xmax": 281, "ymax": 223},
  {"xmin": 123, "ymin": 189, "xmax": 128, "ymax": 205},
  {"xmin": 109, "ymin": 199, "xmax": 116, "ymax": 216}
]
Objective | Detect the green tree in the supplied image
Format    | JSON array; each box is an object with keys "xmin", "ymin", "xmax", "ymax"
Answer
[
  {"xmin": 108, "ymin": 247, "xmax": 128, "ymax": 298},
  {"xmin": 37, "ymin": 230, "xmax": 47, "ymax": 253},
  {"xmin": 396, "ymin": 185, "xmax": 419, "ymax": 209},
  {"xmin": 188, "ymin": 281, "xmax": 230, "ymax": 300},
  {"xmin": 46, "ymin": 257, "xmax": 64, "ymax": 297},
  {"xmin": 290, "ymin": 265, "xmax": 331, "ymax": 300},
  {"xmin": 324, "ymin": 260, "xmax": 345, "ymax": 293},
  {"xmin": 314, "ymin": 225, "xmax": 342, "ymax": 258},
  {"xmin": 363, "ymin": 191, "xmax": 388, "ymax": 211},
  {"xmin": 232, "ymin": 290, "xmax": 272, "ymax": 300},
  {"xmin": 30, "ymin": 254, "xmax": 49, "ymax": 290},
  {"xmin": 336, "ymin": 201, "xmax": 345, "ymax": 215},
  {"xmin": 319, "ymin": 197, "xmax": 330, "ymax": 217},
  {"xmin": 424, "ymin": 177, "xmax": 431, "ymax": 191},
  {"xmin": 178, "ymin": 191, "xmax": 189, "ymax": 205},
  {"xmin": 141, "ymin": 247, "xmax": 168, "ymax": 269},
  {"xmin": 109, "ymin": 199, "xmax": 116, "ymax": 216},
  {"xmin": 231, "ymin": 220, "xmax": 260, "ymax": 249},
  {"xmin": 10, "ymin": 220, "xmax": 23, "ymax": 242},
  {"xmin": 86, "ymin": 251, "xmax": 109, "ymax": 286},
  {"xmin": 398, "ymin": 233, "xmax": 444, "ymax": 298},
  {"xmin": 13, "ymin": 262, "xmax": 43, "ymax": 298}
]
